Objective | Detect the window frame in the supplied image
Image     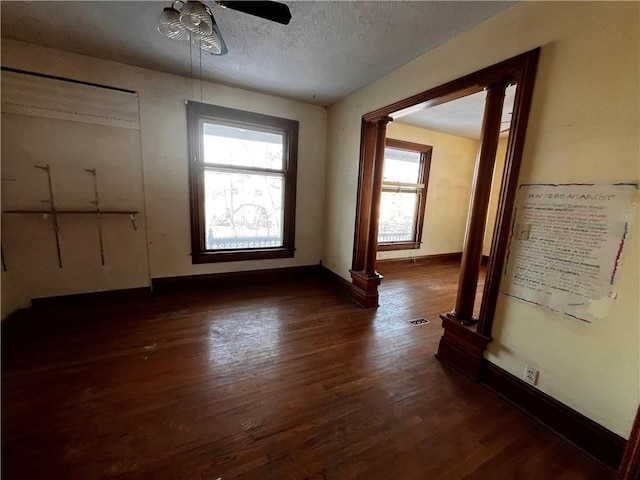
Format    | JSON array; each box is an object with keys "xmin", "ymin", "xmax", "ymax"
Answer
[
  {"xmin": 186, "ymin": 101, "xmax": 298, "ymax": 264},
  {"xmin": 377, "ymin": 138, "xmax": 432, "ymax": 252}
]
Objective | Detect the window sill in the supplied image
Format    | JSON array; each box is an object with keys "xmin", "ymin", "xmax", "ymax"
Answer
[
  {"xmin": 378, "ymin": 241, "xmax": 420, "ymax": 252},
  {"xmin": 192, "ymin": 247, "xmax": 295, "ymax": 264}
]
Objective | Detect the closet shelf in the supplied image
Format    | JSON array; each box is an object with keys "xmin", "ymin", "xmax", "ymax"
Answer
[{"xmin": 3, "ymin": 209, "xmax": 138, "ymax": 215}]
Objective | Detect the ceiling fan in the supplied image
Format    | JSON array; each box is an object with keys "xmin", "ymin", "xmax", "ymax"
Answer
[{"xmin": 158, "ymin": 1, "xmax": 292, "ymax": 56}]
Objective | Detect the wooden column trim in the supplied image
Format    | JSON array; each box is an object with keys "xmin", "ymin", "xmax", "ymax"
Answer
[
  {"xmin": 436, "ymin": 314, "xmax": 492, "ymax": 379},
  {"xmin": 350, "ymin": 49, "xmax": 540, "ymax": 320},
  {"xmin": 349, "ymin": 269, "xmax": 383, "ymax": 308},
  {"xmin": 449, "ymin": 79, "xmax": 509, "ymax": 325},
  {"xmin": 352, "ymin": 120, "xmax": 378, "ymax": 272},
  {"xmin": 477, "ymin": 49, "xmax": 540, "ymax": 337},
  {"xmin": 350, "ymin": 116, "xmax": 392, "ymax": 308},
  {"xmin": 365, "ymin": 116, "xmax": 393, "ymax": 276}
]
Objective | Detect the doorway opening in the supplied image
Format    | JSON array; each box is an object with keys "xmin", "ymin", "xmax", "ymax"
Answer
[
  {"xmin": 349, "ymin": 49, "xmax": 540, "ymax": 379},
  {"xmin": 376, "ymin": 84, "xmax": 516, "ymax": 316}
]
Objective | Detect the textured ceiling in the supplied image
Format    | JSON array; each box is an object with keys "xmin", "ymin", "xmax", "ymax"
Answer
[
  {"xmin": 394, "ymin": 85, "xmax": 517, "ymax": 139},
  {"xmin": 0, "ymin": 1, "xmax": 514, "ymax": 107}
]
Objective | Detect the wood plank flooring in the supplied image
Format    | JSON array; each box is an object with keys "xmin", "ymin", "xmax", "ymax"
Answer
[{"xmin": 2, "ymin": 260, "xmax": 615, "ymax": 479}]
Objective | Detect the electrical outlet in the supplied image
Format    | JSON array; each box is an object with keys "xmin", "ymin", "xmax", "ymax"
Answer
[{"xmin": 524, "ymin": 365, "xmax": 538, "ymax": 386}]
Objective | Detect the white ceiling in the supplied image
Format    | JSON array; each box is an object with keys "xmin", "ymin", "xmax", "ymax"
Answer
[
  {"xmin": 0, "ymin": 1, "xmax": 514, "ymax": 107},
  {"xmin": 393, "ymin": 84, "xmax": 517, "ymax": 139}
]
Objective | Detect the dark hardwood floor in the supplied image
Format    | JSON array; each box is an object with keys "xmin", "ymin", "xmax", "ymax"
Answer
[{"xmin": 2, "ymin": 260, "xmax": 614, "ymax": 479}]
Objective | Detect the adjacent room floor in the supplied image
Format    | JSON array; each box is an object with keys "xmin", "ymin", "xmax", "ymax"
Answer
[{"xmin": 1, "ymin": 260, "xmax": 615, "ymax": 479}]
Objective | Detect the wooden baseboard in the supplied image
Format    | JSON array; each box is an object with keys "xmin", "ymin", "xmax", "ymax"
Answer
[
  {"xmin": 377, "ymin": 252, "xmax": 462, "ymax": 268},
  {"xmin": 152, "ymin": 264, "xmax": 322, "ymax": 292},
  {"xmin": 481, "ymin": 361, "xmax": 626, "ymax": 469},
  {"xmin": 31, "ymin": 287, "xmax": 151, "ymax": 308},
  {"xmin": 319, "ymin": 265, "xmax": 352, "ymax": 297},
  {"xmin": 618, "ymin": 405, "xmax": 640, "ymax": 480}
]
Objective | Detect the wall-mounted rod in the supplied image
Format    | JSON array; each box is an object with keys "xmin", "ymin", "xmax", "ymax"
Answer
[
  {"xmin": 86, "ymin": 168, "xmax": 105, "ymax": 265},
  {"xmin": 34, "ymin": 164, "xmax": 63, "ymax": 268}
]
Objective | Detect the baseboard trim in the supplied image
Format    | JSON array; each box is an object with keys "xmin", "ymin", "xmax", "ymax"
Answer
[
  {"xmin": 377, "ymin": 252, "xmax": 462, "ymax": 268},
  {"xmin": 481, "ymin": 361, "xmax": 626, "ymax": 469},
  {"xmin": 319, "ymin": 265, "xmax": 352, "ymax": 297},
  {"xmin": 152, "ymin": 264, "xmax": 322, "ymax": 292},
  {"xmin": 31, "ymin": 287, "xmax": 151, "ymax": 308},
  {"xmin": 618, "ymin": 406, "xmax": 640, "ymax": 480}
]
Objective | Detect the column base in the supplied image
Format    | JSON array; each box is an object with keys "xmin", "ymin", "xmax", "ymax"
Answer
[
  {"xmin": 435, "ymin": 313, "xmax": 491, "ymax": 380},
  {"xmin": 447, "ymin": 309, "xmax": 479, "ymax": 326},
  {"xmin": 349, "ymin": 270, "xmax": 383, "ymax": 308}
]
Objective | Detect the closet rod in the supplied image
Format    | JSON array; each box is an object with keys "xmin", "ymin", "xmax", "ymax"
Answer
[{"xmin": 1, "ymin": 66, "xmax": 136, "ymax": 95}]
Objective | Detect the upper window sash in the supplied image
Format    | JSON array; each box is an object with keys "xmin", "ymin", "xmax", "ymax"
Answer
[
  {"xmin": 198, "ymin": 118, "xmax": 288, "ymax": 171},
  {"xmin": 382, "ymin": 147, "xmax": 423, "ymax": 184}
]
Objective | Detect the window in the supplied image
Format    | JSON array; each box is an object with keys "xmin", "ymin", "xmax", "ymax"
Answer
[
  {"xmin": 187, "ymin": 102, "xmax": 298, "ymax": 263},
  {"xmin": 377, "ymin": 138, "xmax": 432, "ymax": 251}
]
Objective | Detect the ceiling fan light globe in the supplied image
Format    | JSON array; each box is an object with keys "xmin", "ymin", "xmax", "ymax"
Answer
[
  {"xmin": 158, "ymin": 23, "xmax": 190, "ymax": 41},
  {"xmin": 197, "ymin": 34, "xmax": 222, "ymax": 55},
  {"xmin": 187, "ymin": 14, "xmax": 201, "ymax": 27},
  {"xmin": 158, "ymin": 7, "xmax": 190, "ymax": 40},
  {"xmin": 179, "ymin": 1, "xmax": 213, "ymax": 36}
]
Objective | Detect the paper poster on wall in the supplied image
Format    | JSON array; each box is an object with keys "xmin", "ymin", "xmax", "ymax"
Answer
[{"xmin": 502, "ymin": 182, "xmax": 638, "ymax": 323}]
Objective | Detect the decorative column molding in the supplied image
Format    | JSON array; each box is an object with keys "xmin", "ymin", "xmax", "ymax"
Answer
[
  {"xmin": 350, "ymin": 116, "xmax": 393, "ymax": 308},
  {"xmin": 449, "ymin": 79, "xmax": 509, "ymax": 325},
  {"xmin": 365, "ymin": 116, "xmax": 393, "ymax": 276},
  {"xmin": 351, "ymin": 120, "xmax": 378, "ymax": 273},
  {"xmin": 436, "ymin": 78, "xmax": 509, "ymax": 379}
]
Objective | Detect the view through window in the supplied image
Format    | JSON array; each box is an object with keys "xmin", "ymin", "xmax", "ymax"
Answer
[
  {"xmin": 203, "ymin": 124, "xmax": 285, "ymax": 250},
  {"xmin": 378, "ymin": 139, "xmax": 431, "ymax": 251},
  {"xmin": 187, "ymin": 102, "xmax": 298, "ymax": 263}
]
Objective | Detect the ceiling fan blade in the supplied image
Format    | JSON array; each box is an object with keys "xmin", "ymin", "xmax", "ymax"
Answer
[{"xmin": 217, "ymin": 1, "xmax": 292, "ymax": 25}]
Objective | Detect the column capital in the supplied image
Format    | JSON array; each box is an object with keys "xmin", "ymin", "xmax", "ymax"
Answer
[{"xmin": 487, "ymin": 77, "xmax": 511, "ymax": 89}]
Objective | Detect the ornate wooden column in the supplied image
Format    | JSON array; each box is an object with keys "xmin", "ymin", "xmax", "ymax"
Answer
[
  {"xmin": 450, "ymin": 80, "xmax": 508, "ymax": 325},
  {"xmin": 350, "ymin": 116, "xmax": 393, "ymax": 307},
  {"xmin": 436, "ymin": 79, "xmax": 508, "ymax": 378}
]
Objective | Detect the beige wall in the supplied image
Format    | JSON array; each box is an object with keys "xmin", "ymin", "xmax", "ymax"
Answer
[
  {"xmin": 377, "ymin": 122, "xmax": 477, "ymax": 261},
  {"xmin": 323, "ymin": 2, "xmax": 639, "ymax": 437},
  {"xmin": 1, "ymin": 39, "xmax": 327, "ymax": 315},
  {"xmin": 1, "ymin": 113, "xmax": 149, "ymax": 315}
]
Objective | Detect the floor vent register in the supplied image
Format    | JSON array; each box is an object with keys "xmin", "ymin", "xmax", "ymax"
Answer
[{"xmin": 407, "ymin": 318, "xmax": 430, "ymax": 326}]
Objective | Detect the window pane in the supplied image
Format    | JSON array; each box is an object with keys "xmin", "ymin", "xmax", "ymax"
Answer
[
  {"xmin": 383, "ymin": 147, "xmax": 421, "ymax": 183},
  {"xmin": 204, "ymin": 170, "xmax": 284, "ymax": 249},
  {"xmin": 203, "ymin": 123, "xmax": 284, "ymax": 170},
  {"xmin": 378, "ymin": 191, "xmax": 418, "ymax": 243}
]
